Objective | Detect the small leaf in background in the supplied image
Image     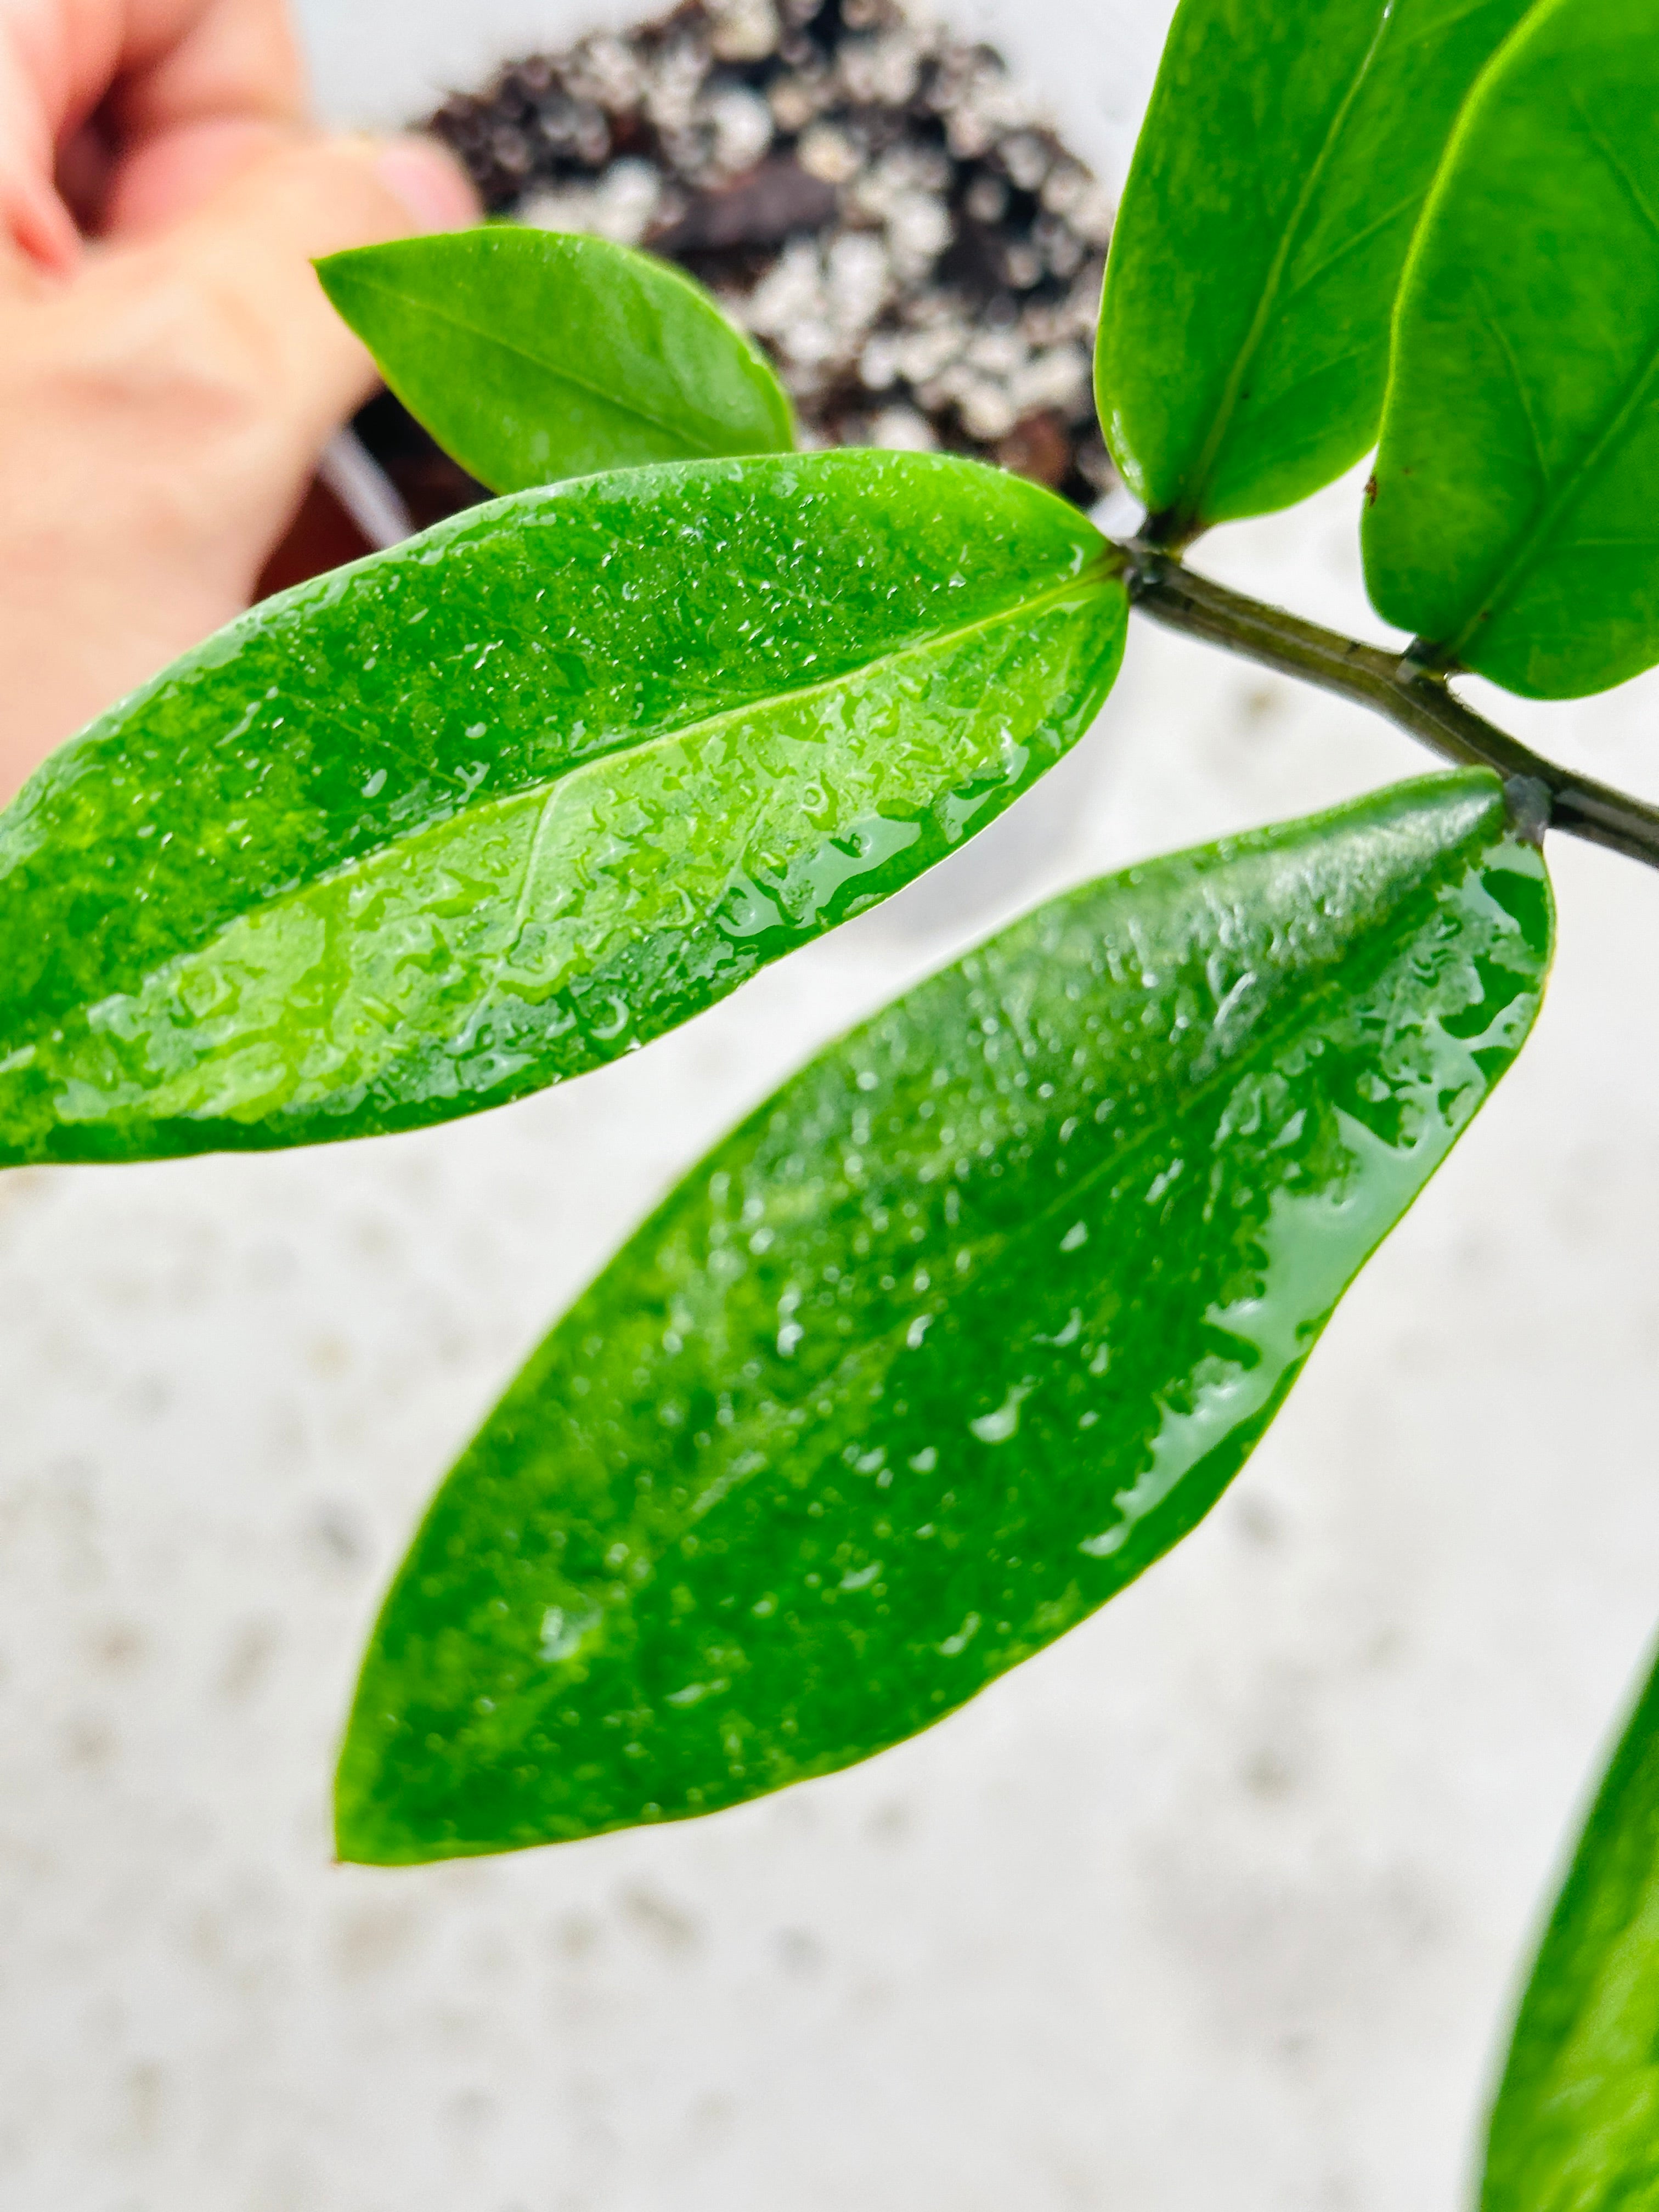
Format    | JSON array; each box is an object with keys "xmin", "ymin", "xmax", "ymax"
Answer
[
  {"xmin": 1365, "ymin": 0, "xmax": 1659, "ymax": 699},
  {"xmin": 1097, "ymin": 0, "xmax": 1533, "ymax": 538},
  {"xmin": 336, "ymin": 771, "xmax": 1552, "ymax": 1865},
  {"xmin": 0, "ymin": 452, "xmax": 1123, "ymax": 1164},
  {"xmin": 318, "ymin": 227, "xmax": 794, "ymax": 492},
  {"xmin": 1482, "ymin": 1633, "xmax": 1659, "ymax": 2210}
]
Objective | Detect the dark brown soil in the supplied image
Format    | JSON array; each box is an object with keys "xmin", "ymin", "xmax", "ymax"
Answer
[{"xmin": 352, "ymin": 0, "xmax": 1114, "ymax": 527}]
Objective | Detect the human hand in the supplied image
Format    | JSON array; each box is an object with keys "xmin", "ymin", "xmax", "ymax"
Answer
[{"xmin": 0, "ymin": 0, "xmax": 478, "ymax": 798}]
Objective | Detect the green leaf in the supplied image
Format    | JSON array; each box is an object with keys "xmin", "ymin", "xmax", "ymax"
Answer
[
  {"xmin": 318, "ymin": 227, "xmax": 794, "ymax": 493},
  {"xmin": 1364, "ymin": 0, "xmax": 1659, "ymax": 699},
  {"xmin": 336, "ymin": 771, "xmax": 1551, "ymax": 1866},
  {"xmin": 0, "ymin": 452, "xmax": 1123, "ymax": 1165},
  {"xmin": 1097, "ymin": 0, "xmax": 1534, "ymax": 537},
  {"xmin": 1482, "ymin": 1634, "xmax": 1659, "ymax": 2210}
]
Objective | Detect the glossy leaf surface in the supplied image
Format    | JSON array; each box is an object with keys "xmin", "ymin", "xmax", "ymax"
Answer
[
  {"xmin": 1365, "ymin": 0, "xmax": 1659, "ymax": 698},
  {"xmin": 0, "ymin": 453, "xmax": 1123, "ymax": 1164},
  {"xmin": 337, "ymin": 772, "xmax": 1551, "ymax": 1865},
  {"xmin": 1483, "ymin": 1635, "xmax": 1659, "ymax": 2210},
  {"xmin": 319, "ymin": 228, "xmax": 794, "ymax": 493},
  {"xmin": 1097, "ymin": 0, "xmax": 1532, "ymax": 535}
]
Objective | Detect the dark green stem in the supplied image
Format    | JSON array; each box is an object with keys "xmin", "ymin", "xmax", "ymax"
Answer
[{"xmin": 1124, "ymin": 541, "xmax": 1659, "ymax": 871}]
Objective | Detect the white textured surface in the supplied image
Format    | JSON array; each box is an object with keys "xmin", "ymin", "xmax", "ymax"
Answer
[{"xmin": 7, "ymin": 4, "xmax": 1659, "ymax": 2206}]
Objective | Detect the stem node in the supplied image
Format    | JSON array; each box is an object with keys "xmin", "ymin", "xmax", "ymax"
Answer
[{"xmin": 1121, "ymin": 541, "xmax": 1659, "ymax": 873}]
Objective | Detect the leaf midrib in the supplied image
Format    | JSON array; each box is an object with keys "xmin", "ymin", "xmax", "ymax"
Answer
[
  {"xmin": 61, "ymin": 558, "xmax": 1118, "ymax": 1040},
  {"xmin": 314, "ymin": 558, "xmax": 1115, "ymax": 888},
  {"xmin": 345, "ymin": 268, "xmax": 745, "ymax": 461},
  {"xmin": 1439, "ymin": 87, "xmax": 1659, "ymax": 664},
  {"xmin": 1172, "ymin": 2, "xmax": 1395, "ymax": 526},
  {"xmin": 596, "ymin": 813, "xmax": 1499, "ymax": 1514}
]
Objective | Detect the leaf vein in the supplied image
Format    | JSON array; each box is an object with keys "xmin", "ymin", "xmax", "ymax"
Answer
[
  {"xmin": 236, "ymin": 562, "xmax": 1119, "ymax": 933},
  {"xmin": 345, "ymin": 271, "xmax": 736, "ymax": 461},
  {"xmin": 1470, "ymin": 269, "xmax": 1549, "ymax": 485},
  {"xmin": 1445, "ymin": 326, "xmax": 1659, "ymax": 665},
  {"xmin": 1172, "ymin": 3, "xmax": 1395, "ymax": 521},
  {"xmin": 1276, "ymin": 189, "xmax": 1423, "ymax": 311},
  {"xmin": 1566, "ymin": 85, "xmax": 1659, "ymax": 250}
]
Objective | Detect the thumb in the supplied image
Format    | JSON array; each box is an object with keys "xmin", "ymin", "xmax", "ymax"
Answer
[{"xmin": 139, "ymin": 131, "xmax": 479, "ymax": 454}]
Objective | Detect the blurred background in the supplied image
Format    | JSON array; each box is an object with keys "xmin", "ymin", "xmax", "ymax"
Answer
[{"xmin": 4, "ymin": 1, "xmax": 1659, "ymax": 2206}]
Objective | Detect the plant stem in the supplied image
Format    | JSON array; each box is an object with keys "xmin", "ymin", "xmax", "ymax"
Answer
[{"xmin": 1124, "ymin": 541, "xmax": 1659, "ymax": 872}]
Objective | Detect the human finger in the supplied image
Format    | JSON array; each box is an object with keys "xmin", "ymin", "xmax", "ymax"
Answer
[
  {"xmin": 129, "ymin": 130, "xmax": 479, "ymax": 445},
  {"xmin": 0, "ymin": 127, "xmax": 477, "ymax": 790},
  {"xmin": 0, "ymin": 0, "xmax": 303, "ymax": 259},
  {"xmin": 97, "ymin": 0, "xmax": 306, "ymax": 232}
]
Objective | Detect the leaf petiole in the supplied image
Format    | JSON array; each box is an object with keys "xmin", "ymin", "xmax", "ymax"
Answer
[{"xmin": 1122, "ymin": 540, "xmax": 1659, "ymax": 872}]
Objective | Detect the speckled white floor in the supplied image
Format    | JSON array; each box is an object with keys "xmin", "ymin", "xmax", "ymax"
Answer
[{"xmin": 4, "ymin": 5, "xmax": 1659, "ymax": 2207}]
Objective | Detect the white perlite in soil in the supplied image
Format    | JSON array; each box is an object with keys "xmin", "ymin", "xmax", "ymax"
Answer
[{"xmin": 358, "ymin": 0, "xmax": 1114, "ymax": 522}]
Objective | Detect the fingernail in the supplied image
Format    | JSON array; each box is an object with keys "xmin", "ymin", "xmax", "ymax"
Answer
[
  {"xmin": 373, "ymin": 137, "xmax": 481, "ymax": 232},
  {"xmin": 13, "ymin": 176, "xmax": 82, "ymax": 276}
]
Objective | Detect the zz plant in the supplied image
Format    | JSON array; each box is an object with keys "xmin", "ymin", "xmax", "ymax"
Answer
[{"xmin": 6, "ymin": 0, "xmax": 1659, "ymax": 2193}]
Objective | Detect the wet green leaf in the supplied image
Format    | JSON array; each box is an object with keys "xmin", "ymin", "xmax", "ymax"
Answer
[
  {"xmin": 1365, "ymin": 0, "xmax": 1659, "ymax": 699},
  {"xmin": 1482, "ymin": 1633, "xmax": 1659, "ymax": 2211},
  {"xmin": 318, "ymin": 227, "xmax": 794, "ymax": 492},
  {"xmin": 0, "ymin": 452, "xmax": 1124, "ymax": 1164},
  {"xmin": 336, "ymin": 771, "xmax": 1552, "ymax": 1865},
  {"xmin": 1097, "ymin": 0, "xmax": 1532, "ymax": 537}
]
